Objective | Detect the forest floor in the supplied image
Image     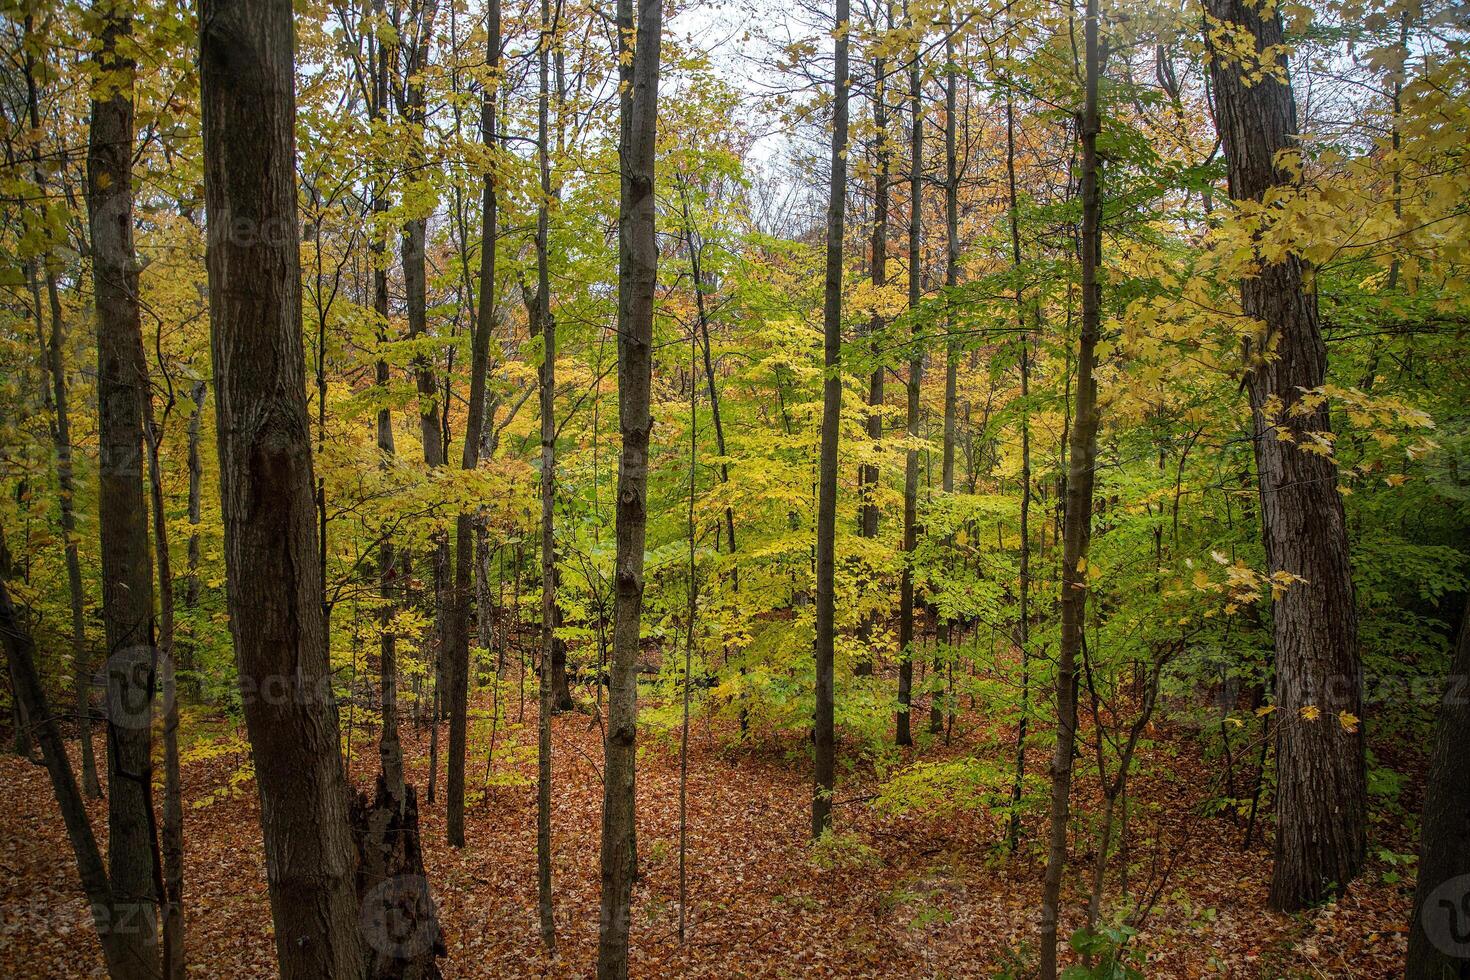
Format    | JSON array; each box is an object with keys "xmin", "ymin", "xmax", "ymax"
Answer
[{"xmin": 0, "ymin": 668, "xmax": 1421, "ymax": 978}]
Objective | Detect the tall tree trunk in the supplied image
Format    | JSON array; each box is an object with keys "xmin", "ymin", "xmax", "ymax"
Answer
[
  {"xmin": 857, "ymin": 23, "xmax": 890, "ymax": 679},
  {"xmin": 933, "ymin": 17, "xmax": 959, "ymax": 737},
  {"xmin": 1406, "ymin": 601, "xmax": 1470, "ymax": 977},
  {"xmin": 446, "ymin": 0, "xmax": 499, "ymax": 852},
  {"xmin": 397, "ymin": 0, "xmax": 450, "ymax": 811},
  {"xmin": 1204, "ymin": 0, "xmax": 1366, "ymax": 911},
  {"xmin": 0, "ymin": 576, "xmax": 158, "ymax": 980},
  {"xmin": 24, "ymin": 19, "xmax": 101, "ymax": 798},
  {"xmin": 896, "ymin": 33, "xmax": 922, "ymax": 750},
  {"xmin": 811, "ymin": 0, "xmax": 848, "ymax": 838},
  {"xmin": 199, "ymin": 1, "xmax": 366, "ymax": 973},
  {"xmin": 144, "ymin": 402, "xmax": 185, "ymax": 980},
  {"xmin": 597, "ymin": 0, "xmax": 662, "ymax": 966},
  {"xmin": 183, "ymin": 380, "xmax": 206, "ymax": 694},
  {"xmin": 370, "ymin": 15, "xmax": 406, "ymax": 804},
  {"xmin": 533, "ymin": 0, "xmax": 557, "ymax": 946},
  {"xmin": 86, "ymin": 2, "xmax": 161, "ymax": 961},
  {"xmin": 1039, "ymin": 2, "xmax": 1102, "ymax": 974},
  {"xmin": 1004, "ymin": 73, "xmax": 1031, "ymax": 855}
]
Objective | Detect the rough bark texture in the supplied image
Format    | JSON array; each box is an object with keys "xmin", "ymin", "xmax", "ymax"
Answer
[
  {"xmin": 351, "ymin": 776, "xmax": 446, "ymax": 978},
  {"xmin": 199, "ymin": 0, "xmax": 366, "ymax": 974},
  {"xmin": 1406, "ymin": 602, "xmax": 1470, "ymax": 978},
  {"xmin": 1039, "ymin": 2, "xmax": 1101, "ymax": 974},
  {"xmin": 597, "ymin": 0, "xmax": 662, "ymax": 968},
  {"xmin": 446, "ymin": 0, "xmax": 499, "ymax": 852},
  {"xmin": 1203, "ymin": 0, "xmax": 1367, "ymax": 911},
  {"xmin": 86, "ymin": 1, "xmax": 161, "ymax": 961}
]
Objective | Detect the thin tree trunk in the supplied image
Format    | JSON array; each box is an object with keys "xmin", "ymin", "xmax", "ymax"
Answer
[
  {"xmin": 23, "ymin": 21, "xmax": 101, "ymax": 798},
  {"xmin": 812, "ymin": 0, "xmax": 849, "ymax": 838},
  {"xmin": 933, "ymin": 15, "xmax": 959, "ymax": 737},
  {"xmin": 446, "ymin": 0, "xmax": 499, "ymax": 851},
  {"xmin": 363, "ymin": 0, "xmax": 406, "ymax": 806},
  {"xmin": 1004, "ymin": 69, "xmax": 1031, "ymax": 855},
  {"xmin": 144, "ymin": 398, "xmax": 185, "ymax": 980},
  {"xmin": 1204, "ymin": 0, "xmax": 1367, "ymax": 911},
  {"xmin": 87, "ymin": 3, "xmax": 161, "ymax": 961},
  {"xmin": 896, "ymin": 30, "xmax": 922, "ymax": 750},
  {"xmin": 678, "ymin": 320, "xmax": 698, "ymax": 943},
  {"xmin": 398, "ymin": 0, "xmax": 450, "ymax": 819},
  {"xmin": 857, "ymin": 18, "xmax": 890, "ymax": 678},
  {"xmin": 533, "ymin": 0, "xmax": 557, "ymax": 946},
  {"xmin": 597, "ymin": 0, "xmax": 661, "ymax": 966},
  {"xmin": 199, "ymin": 0, "xmax": 366, "ymax": 971},
  {"xmin": 183, "ymin": 379, "xmax": 205, "ymax": 695},
  {"xmin": 1039, "ymin": 1, "xmax": 1102, "ymax": 973}
]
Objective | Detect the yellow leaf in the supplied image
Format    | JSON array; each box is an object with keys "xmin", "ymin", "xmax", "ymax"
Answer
[
  {"xmin": 1300, "ymin": 705, "xmax": 1321, "ymax": 722},
  {"xmin": 1337, "ymin": 710, "xmax": 1360, "ymax": 733}
]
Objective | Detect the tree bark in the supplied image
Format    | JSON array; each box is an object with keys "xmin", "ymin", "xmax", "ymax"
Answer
[
  {"xmin": 199, "ymin": 0, "xmax": 366, "ymax": 973},
  {"xmin": 144, "ymin": 403, "xmax": 186, "ymax": 980},
  {"xmin": 811, "ymin": 0, "xmax": 848, "ymax": 838},
  {"xmin": 857, "ymin": 21, "xmax": 889, "ymax": 679},
  {"xmin": 1004, "ymin": 69, "xmax": 1031, "ymax": 856},
  {"xmin": 597, "ymin": 0, "xmax": 662, "ymax": 966},
  {"xmin": 446, "ymin": 0, "xmax": 499, "ymax": 852},
  {"xmin": 933, "ymin": 17, "xmax": 959, "ymax": 737},
  {"xmin": 1203, "ymin": 0, "xmax": 1367, "ymax": 911},
  {"xmin": 1406, "ymin": 602, "xmax": 1470, "ymax": 977},
  {"xmin": 896, "ymin": 36, "xmax": 922, "ymax": 750},
  {"xmin": 369, "ymin": 11, "xmax": 407, "ymax": 805},
  {"xmin": 1039, "ymin": 1, "xmax": 1102, "ymax": 974},
  {"xmin": 533, "ymin": 0, "xmax": 557, "ymax": 946},
  {"xmin": 396, "ymin": 0, "xmax": 450, "ymax": 819},
  {"xmin": 86, "ymin": 2, "xmax": 161, "ymax": 961}
]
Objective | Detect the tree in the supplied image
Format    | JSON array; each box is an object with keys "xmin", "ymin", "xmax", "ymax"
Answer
[
  {"xmin": 895, "ymin": 17, "xmax": 922, "ymax": 750},
  {"xmin": 86, "ymin": 0, "xmax": 160, "ymax": 959},
  {"xmin": 933, "ymin": 10, "xmax": 960, "ymax": 736},
  {"xmin": 1203, "ymin": 0, "xmax": 1367, "ymax": 911},
  {"xmin": 447, "ymin": 0, "xmax": 501, "ymax": 852},
  {"xmin": 857, "ymin": 4, "xmax": 891, "ymax": 678},
  {"xmin": 812, "ymin": 0, "xmax": 850, "ymax": 838},
  {"xmin": 22, "ymin": 11, "xmax": 100, "ymax": 799},
  {"xmin": 597, "ymin": 0, "xmax": 662, "ymax": 966},
  {"xmin": 1038, "ymin": 0, "xmax": 1103, "ymax": 972},
  {"xmin": 533, "ymin": 0, "xmax": 557, "ymax": 946},
  {"xmin": 199, "ymin": 0, "xmax": 365, "ymax": 972}
]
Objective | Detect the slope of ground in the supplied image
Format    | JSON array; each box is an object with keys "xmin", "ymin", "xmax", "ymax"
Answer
[{"xmin": 0, "ymin": 682, "xmax": 1416, "ymax": 977}]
